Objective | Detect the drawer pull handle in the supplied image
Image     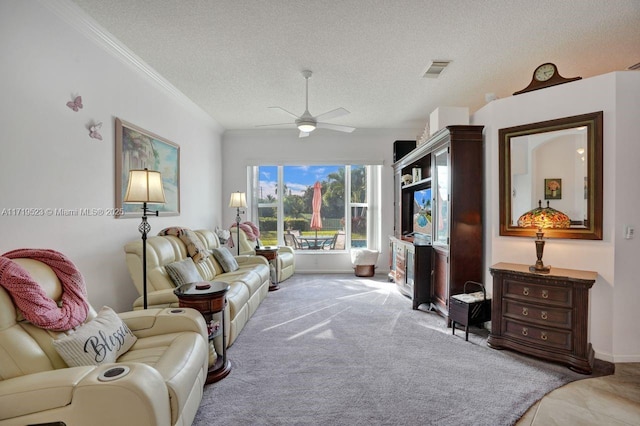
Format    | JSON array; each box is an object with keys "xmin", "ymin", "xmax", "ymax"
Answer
[
  {"xmin": 542, "ymin": 289, "xmax": 549, "ymax": 299},
  {"xmin": 541, "ymin": 311, "xmax": 548, "ymax": 320},
  {"xmin": 523, "ymin": 287, "xmax": 530, "ymax": 296},
  {"xmin": 522, "ymin": 307, "xmax": 529, "ymax": 316},
  {"xmin": 522, "ymin": 327, "xmax": 528, "ymax": 336},
  {"xmin": 541, "ymin": 332, "xmax": 548, "ymax": 341}
]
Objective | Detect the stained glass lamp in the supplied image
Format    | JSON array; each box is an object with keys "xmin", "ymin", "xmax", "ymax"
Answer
[{"xmin": 518, "ymin": 200, "xmax": 570, "ymax": 274}]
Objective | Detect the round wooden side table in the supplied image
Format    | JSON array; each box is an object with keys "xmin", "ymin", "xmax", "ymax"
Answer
[
  {"xmin": 174, "ymin": 281, "xmax": 231, "ymax": 384},
  {"xmin": 255, "ymin": 246, "xmax": 280, "ymax": 291}
]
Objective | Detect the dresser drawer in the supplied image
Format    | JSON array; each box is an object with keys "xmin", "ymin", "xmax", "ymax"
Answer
[
  {"xmin": 503, "ymin": 278, "xmax": 571, "ymax": 308},
  {"xmin": 503, "ymin": 318, "xmax": 572, "ymax": 351},
  {"xmin": 503, "ymin": 299, "xmax": 572, "ymax": 329}
]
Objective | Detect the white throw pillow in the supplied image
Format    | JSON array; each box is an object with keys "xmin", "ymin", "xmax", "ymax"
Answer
[
  {"xmin": 52, "ymin": 306, "xmax": 137, "ymax": 366},
  {"xmin": 165, "ymin": 257, "xmax": 204, "ymax": 286},
  {"xmin": 211, "ymin": 247, "xmax": 239, "ymax": 273}
]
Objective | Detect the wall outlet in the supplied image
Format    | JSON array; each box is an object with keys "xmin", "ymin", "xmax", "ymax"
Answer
[{"xmin": 624, "ymin": 225, "xmax": 634, "ymax": 240}]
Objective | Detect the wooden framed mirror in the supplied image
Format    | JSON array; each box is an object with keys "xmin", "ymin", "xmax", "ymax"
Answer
[{"xmin": 499, "ymin": 111, "xmax": 603, "ymax": 239}]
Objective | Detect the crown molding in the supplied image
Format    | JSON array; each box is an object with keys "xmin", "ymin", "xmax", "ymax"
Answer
[{"xmin": 40, "ymin": 0, "xmax": 223, "ymax": 131}]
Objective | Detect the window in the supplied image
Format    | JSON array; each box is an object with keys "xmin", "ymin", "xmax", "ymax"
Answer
[{"xmin": 253, "ymin": 165, "xmax": 381, "ymax": 251}]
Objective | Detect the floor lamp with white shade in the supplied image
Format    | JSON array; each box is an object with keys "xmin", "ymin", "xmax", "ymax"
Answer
[
  {"xmin": 229, "ymin": 192, "xmax": 247, "ymax": 255},
  {"xmin": 124, "ymin": 168, "xmax": 166, "ymax": 309}
]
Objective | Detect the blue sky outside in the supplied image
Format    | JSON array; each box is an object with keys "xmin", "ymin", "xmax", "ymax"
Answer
[{"xmin": 259, "ymin": 165, "xmax": 341, "ymax": 199}]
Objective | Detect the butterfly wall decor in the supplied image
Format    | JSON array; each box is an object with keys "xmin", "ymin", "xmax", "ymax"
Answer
[
  {"xmin": 66, "ymin": 95, "xmax": 83, "ymax": 112},
  {"xmin": 89, "ymin": 122, "xmax": 102, "ymax": 140}
]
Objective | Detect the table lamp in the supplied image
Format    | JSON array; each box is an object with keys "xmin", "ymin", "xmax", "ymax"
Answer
[
  {"xmin": 124, "ymin": 168, "xmax": 166, "ymax": 309},
  {"xmin": 518, "ymin": 200, "xmax": 570, "ymax": 274},
  {"xmin": 229, "ymin": 192, "xmax": 247, "ymax": 255}
]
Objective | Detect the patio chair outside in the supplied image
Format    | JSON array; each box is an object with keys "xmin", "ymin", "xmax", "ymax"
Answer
[
  {"xmin": 324, "ymin": 231, "xmax": 346, "ymax": 250},
  {"xmin": 284, "ymin": 232, "xmax": 308, "ymax": 250}
]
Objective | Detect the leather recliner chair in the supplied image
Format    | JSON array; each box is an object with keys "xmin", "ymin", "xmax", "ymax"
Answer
[
  {"xmin": 231, "ymin": 227, "xmax": 295, "ymax": 283},
  {"xmin": 0, "ymin": 256, "xmax": 209, "ymax": 426}
]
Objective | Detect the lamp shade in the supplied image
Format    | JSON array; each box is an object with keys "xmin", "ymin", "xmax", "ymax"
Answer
[
  {"xmin": 517, "ymin": 200, "xmax": 570, "ymax": 229},
  {"xmin": 229, "ymin": 192, "xmax": 247, "ymax": 208},
  {"xmin": 124, "ymin": 169, "xmax": 166, "ymax": 204}
]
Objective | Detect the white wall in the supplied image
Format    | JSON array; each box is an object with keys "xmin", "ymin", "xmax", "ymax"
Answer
[
  {"xmin": 221, "ymin": 128, "xmax": 417, "ymax": 273},
  {"xmin": 612, "ymin": 71, "xmax": 640, "ymax": 361},
  {"xmin": 0, "ymin": 1, "xmax": 224, "ymax": 312},
  {"xmin": 473, "ymin": 71, "xmax": 640, "ymax": 362}
]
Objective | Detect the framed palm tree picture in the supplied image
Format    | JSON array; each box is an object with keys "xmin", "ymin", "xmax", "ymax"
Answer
[{"xmin": 115, "ymin": 118, "xmax": 180, "ymax": 217}]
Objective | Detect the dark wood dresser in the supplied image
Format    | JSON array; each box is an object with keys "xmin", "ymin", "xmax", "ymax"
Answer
[{"xmin": 488, "ymin": 263, "xmax": 597, "ymax": 374}]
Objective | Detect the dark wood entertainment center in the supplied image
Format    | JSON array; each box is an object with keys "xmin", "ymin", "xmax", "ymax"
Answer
[{"xmin": 391, "ymin": 126, "xmax": 484, "ymax": 318}]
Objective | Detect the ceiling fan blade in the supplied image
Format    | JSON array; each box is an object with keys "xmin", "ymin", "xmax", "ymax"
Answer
[
  {"xmin": 315, "ymin": 107, "xmax": 350, "ymax": 121},
  {"xmin": 268, "ymin": 106, "xmax": 300, "ymax": 119},
  {"xmin": 299, "ymin": 131, "xmax": 310, "ymax": 138},
  {"xmin": 255, "ymin": 122, "xmax": 296, "ymax": 128},
  {"xmin": 316, "ymin": 122, "xmax": 356, "ymax": 133}
]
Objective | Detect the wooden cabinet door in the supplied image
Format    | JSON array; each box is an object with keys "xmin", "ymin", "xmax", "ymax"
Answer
[
  {"xmin": 433, "ymin": 147, "xmax": 450, "ymax": 245},
  {"xmin": 431, "ymin": 246, "xmax": 448, "ymax": 314},
  {"xmin": 395, "ymin": 244, "xmax": 406, "ymax": 286}
]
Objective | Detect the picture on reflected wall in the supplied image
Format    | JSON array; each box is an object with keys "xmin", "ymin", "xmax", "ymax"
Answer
[{"xmin": 544, "ymin": 178, "xmax": 562, "ymax": 200}]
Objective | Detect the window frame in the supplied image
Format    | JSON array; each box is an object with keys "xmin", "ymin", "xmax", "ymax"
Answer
[{"xmin": 250, "ymin": 164, "xmax": 381, "ymax": 252}]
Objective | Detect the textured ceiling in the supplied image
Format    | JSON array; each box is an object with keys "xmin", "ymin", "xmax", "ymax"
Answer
[{"xmin": 71, "ymin": 0, "xmax": 640, "ymax": 133}]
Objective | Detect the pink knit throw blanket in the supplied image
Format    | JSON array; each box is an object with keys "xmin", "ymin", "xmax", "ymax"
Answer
[
  {"xmin": 229, "ymin": 221, "xmax": 260, "ymax": 248},
  {"xmin": 0, "ymin": 249, "xmax": 89, "ymax": 331}
]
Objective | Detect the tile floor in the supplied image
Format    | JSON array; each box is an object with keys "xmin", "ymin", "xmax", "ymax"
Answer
[{"xmin": 516, "ymin": 363, "xmax": 640, "ymax": 425}]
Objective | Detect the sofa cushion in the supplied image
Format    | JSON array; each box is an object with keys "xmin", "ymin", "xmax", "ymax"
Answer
[
  {"xmin": 52, "ymin": 306, "xmax": 137, "ymax": 366},
  {"xmin": 211, "ymin": 247, "xmax": 239, "ymax": 273},
  {"xmin": 165, "ymin": 258, "xmax": 204, "ymax": 286},
  {"xmin": 215, "ymin": 269, "xmax": 264, "ymax": 296}
]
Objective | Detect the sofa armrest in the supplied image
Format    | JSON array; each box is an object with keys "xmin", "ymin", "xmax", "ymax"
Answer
[
  {"xmin": 0, "ymin": 364, "xmax": 170, "ymax": 425},
  {"xmin": 0, "ymin": 366, "xmax": 94, "ymax": 420},
  {"xmin": 235, "ymin": 255, "xmax": 268, "ymax": 266},
  {"xmin": 278, "ymin": 246, "xmax": 295, "ymax": 255},
  {"xmin": 119, "ymin": 308, "xmax": 208, "ymax": 342}
]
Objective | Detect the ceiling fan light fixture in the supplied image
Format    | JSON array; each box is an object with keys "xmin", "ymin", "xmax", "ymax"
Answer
[
  {"xmin": 259, "ymin": 70, "xmax": 354, "ymax": 137},
  {"xmin": 297, "ymin": 122, "xmax": 316, "ymax": 133}
]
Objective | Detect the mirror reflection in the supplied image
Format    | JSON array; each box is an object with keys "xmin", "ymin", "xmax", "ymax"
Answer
[
  {"xmin": 510, "ymin": 126, "xmax": 588, "ymax": 227},
  {"xmin": 499, "ymin": 111, "xmax": 603, "ymax": 239}
]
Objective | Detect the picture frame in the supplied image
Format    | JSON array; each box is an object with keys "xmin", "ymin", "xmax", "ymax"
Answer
[
  {"xmin": 412, "ymin": 167, "xmax": 422, "ymax": 183},
  {"xmin": 115, "ymin": 118, "xmax": 180, "ymax": 217},
  {"xmin": 544, "ymin": 178, "xmax": 562, "ymax": 200}
]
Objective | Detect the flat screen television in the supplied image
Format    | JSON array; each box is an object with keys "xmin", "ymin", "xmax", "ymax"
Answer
[{"xmin": 412, "ymin": 187, "xmax": 432, "ymax": 238}]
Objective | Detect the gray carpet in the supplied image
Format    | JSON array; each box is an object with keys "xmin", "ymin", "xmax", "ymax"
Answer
[{"xmin": 193, "ymin": 274, "xmax": 605, "ymax": 426}]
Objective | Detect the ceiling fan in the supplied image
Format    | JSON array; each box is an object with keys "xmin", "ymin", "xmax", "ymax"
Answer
[{"xmin": 257, "ymin": 70, "xmax": 356, "ymax": 138}]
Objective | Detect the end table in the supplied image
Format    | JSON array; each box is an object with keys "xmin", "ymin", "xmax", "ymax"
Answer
[
  {"xmin": 174, "ymin": 281, "xmax": 231, "ymax": 383},
  {"xmin": 255, "ymin": 246, "xmax": 280, "ymax": 291}
]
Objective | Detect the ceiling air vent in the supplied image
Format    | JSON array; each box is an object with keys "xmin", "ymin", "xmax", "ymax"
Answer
[{"xmin": 422, "ymin": 60, "xmax": 451, "ymax": 78}]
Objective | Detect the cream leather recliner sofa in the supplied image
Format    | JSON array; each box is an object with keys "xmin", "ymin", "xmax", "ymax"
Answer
[
  {"xmin": 124, "ymin": 229, "xmax": 270, "ymax": 347},
  {"xmin": 0, "ymin": 256, "xmax": 208, "ymax": 426},
  {"xmin": 232, "ymin": 227, "xmax": 295, "ymax": 283}
]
